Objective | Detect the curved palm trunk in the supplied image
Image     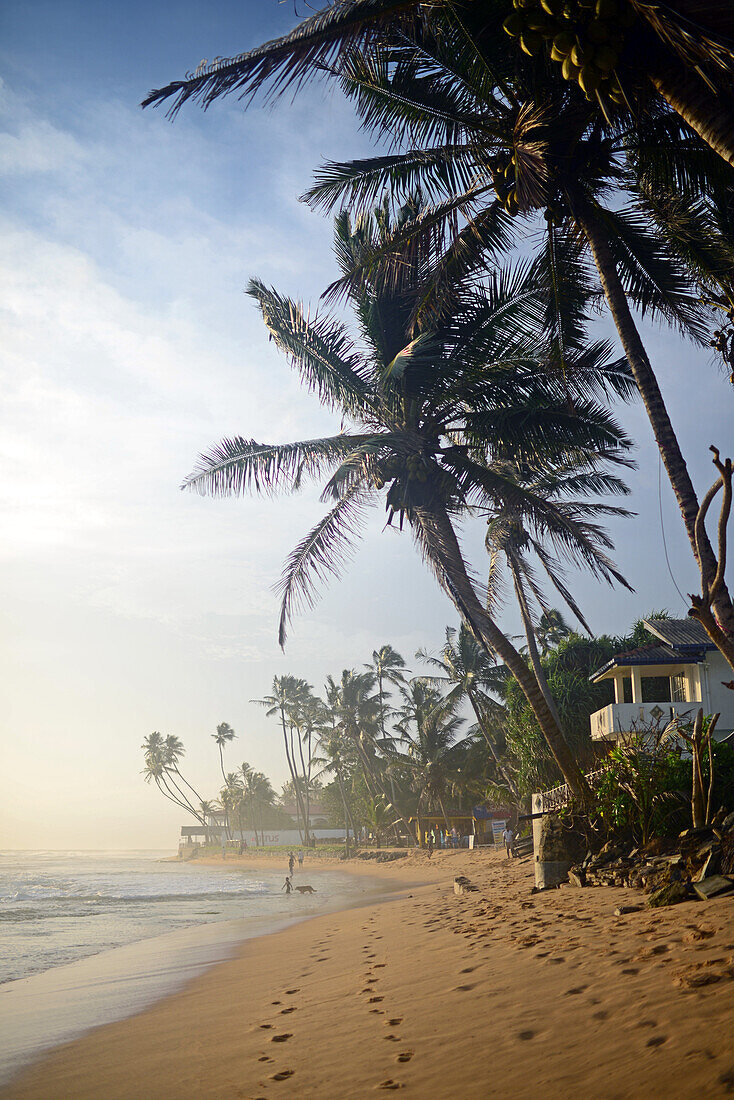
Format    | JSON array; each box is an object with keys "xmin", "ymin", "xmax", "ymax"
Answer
[
  {"xmin": 573, "ymin": 199, "xmax": 734, "ymax": 648},
  {"xmin": 647, "ymin": 62, "xmax": 734, "ymax": 169},
  {"xmin": 466, "ymin": 687, "xmax": 521, "ymax": 803},
  {"xmin": 414, "ymin": 503, "xmax": 591, "ymax": 804},
  {"xmin": 296, "ymin": 727, "xmax": 312, "ymax": 845}
]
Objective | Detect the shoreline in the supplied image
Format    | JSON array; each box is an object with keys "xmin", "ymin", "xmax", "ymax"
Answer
[
  {"xmin": 4, "ymin": 848, "xmax": 734, "ymax": 1098},
  {"xmin": 0, "ymin": 856, "xmax": 401, "ymax": 1089}
]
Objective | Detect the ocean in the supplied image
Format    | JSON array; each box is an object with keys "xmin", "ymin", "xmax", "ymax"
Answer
[{"xmin": 0, "ymin": 849, "xmax": 385, "ymax": 1084}]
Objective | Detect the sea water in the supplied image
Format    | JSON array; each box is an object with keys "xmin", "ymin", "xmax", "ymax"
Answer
[
  {"xmin": 0, "ymin": 849, "xmax": 304, "ymax": 984},
  {"xmin": 0, "ymin": 849, "xmax": 386, "ymax": 1084}
]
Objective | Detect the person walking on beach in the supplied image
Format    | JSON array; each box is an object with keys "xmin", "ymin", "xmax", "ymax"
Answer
[
  {"xmin": 298, "ymin": 850, "xmax": 304, "ymax": 870},
  {"xmin": 427, "ymin": 832, "xmax": 434, "ymax": 858},
  {"xmin": 288, "ymin": 852, "xmax": 295, "ymax": 876},
  {"xmin": 282, "ymin": 876, "xmax": 293, "ymax": 894},
  {"xmin": 502, "ymin": 825, "xmax": 515, "ymax": 859}
]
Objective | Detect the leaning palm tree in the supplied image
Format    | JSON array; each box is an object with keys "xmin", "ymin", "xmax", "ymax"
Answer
[
  {"xmin": 144, "ymin": 0, "xmax": 734, "ymax": 657},
  {"xmin": 183, "ymin": 206, "xmax": 633, "ymax": 803},
  {"xmin": 141, "ymin": 732, "xmax": 207, "ymax": 827}
]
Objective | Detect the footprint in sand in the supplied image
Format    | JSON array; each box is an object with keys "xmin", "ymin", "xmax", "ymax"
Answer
[
  {"xmin": 384, "ymin": 1035, "xmax": 401, "ymax": 1042},
  {"xmin": 460, "ymin": 967, "xmax": 475, "ymax": 974},
  {"xmin": 518, "ymin": 1030, "xmax": 535, "ymax": 1041},
  {"xmin": 454, "ymin": 984, "xmax": 475, "ymax": 992},
  {"xmin": 386, "ymin": 1018, "xmax": 403, "ymax": 1026},
  {"xmin": 378, "ymin": 1080, "xmax": 404, "ymax": 1090},
  {"xmin": 258, "ymin": 1056, "xmax": 273, "ymax": 1062},
  {"xmin": 270, "ymin": 1069, "xmax": 294, "ymax": 1081},
  {"xmin": 646, "ymin": 1036, "xmax": 668, "ymax": 1048},
  {"xmin": 621, "ymin": 968, "xmax": 640, "ymax": 976},
  {"xmin": 592, "ymin": 1010, "xmax": 608, "ymax": 1021},
  {"xmin": 396, "ymin": 1052, "xmax": 413, "ymax": 1063},
  {"xmin": 563, "ymin": 986, "xmax": 587, "ymax": 996},
  {"xmin": 374, "ymin": 963, "xmax": 386, "ymax": 968},
  {"xmin": 285, "ymin": 989, "xmax": 300, "ymax": 995},
  {"xmin": 271, "ymin": 1034, "xmax": 292, "ymax": 1043},
  {"xmin": 280, "ymin": 1007, "xmax": 297, "ymax": 1015},
  {"xmin": 259, "ymin": 1024, "xmax": 274, "ymax": 1030},
  {"xmin": 369, "ymin": 995, "xmax": 384, "ymax": 1003},
  {"xmin": 271, "ymin": 1001, "xmax": 281, "ymax": 1006}
]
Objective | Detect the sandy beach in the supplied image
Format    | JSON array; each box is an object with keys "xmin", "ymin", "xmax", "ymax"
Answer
[{"xmin": 4, "ymin": 848, "xmax": 734, "ymax": 1099}]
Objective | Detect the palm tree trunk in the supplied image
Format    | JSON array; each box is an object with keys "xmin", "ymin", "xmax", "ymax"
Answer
[
  {"xmin": 279, "ymin": 709, "xmax": 304, "ymax": 844},
  {"xmin": 572, "ymin": 198, "xmax": 734, "ymax": 647},
  {"xmin": 510, "ymin": 559, "xmax": 566, "ymax": 734},
  {"xmin": 647, "ymin": 61, "xmax": 734, "ymax": 169},
  {"xmin": 466, "ymin": 688, "xmax": 521, "ymax": 803},
  {"xmin": 414, "ymin": 503, "xmax": 591, "ymax": 804}
]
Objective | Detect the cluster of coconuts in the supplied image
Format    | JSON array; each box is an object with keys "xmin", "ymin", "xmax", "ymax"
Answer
[
  {"xmin": 406, "ymin": 452, "xmax": 429, "ymax": 482},
  {"xmin": 490, "ymin": 152, "xmax": 521, "ymax": 215},
  {"xmin": 503, "ymin": 0, "xmax": 636, "ymax": 109}
]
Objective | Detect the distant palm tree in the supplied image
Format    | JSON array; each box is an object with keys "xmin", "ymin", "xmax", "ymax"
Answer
[
  {"xmin": 253, "ymin": 677, "xmax": 310, "ymax": 843},
  {"xmin": 535, "ymin": 610, "xmax": 574, "ymax": 658},
  {"xmin": 141, "ymin": 732, "xmax": 206, "ymax": 827},
  {"xmin": 391, "ymin": 680, "xmax": 465, "ymax": 836},
  {"xmin": 212, "ymin": 722, "xmax": 237, "ymax": 785},
  {"xmin": 418, "ymin": 624, "xmax": 519, "ymax": 803}
]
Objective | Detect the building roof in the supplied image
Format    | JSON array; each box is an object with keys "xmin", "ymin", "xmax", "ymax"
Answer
[
  {"xmin": 589, "ymin": 619, "xmax": 714, "ymax": 682},
  {"xmin": 642, "ymin": 618, "xmax": 714, "ymax": 652}
]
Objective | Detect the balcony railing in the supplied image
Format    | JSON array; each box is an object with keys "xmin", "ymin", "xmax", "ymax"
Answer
[{"xmin": 590, "ymin": 701, "xmax": 698, "ymax": 741}]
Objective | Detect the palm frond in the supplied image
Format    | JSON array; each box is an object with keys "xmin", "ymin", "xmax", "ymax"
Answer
[
  {"xmin": 182, "ymin": 435, "xmax": 370, "ymax": 497},
  {"xmin": 275, "ymin": 484, "xmax": 374, "ymax": 647},
  {"xmin": 142, "ymin": 0, "xmax": 420, "ymax": 116}
]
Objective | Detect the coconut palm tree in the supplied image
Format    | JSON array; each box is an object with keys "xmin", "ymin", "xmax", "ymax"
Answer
[
  {"xmin": 183, "ymin": 206, "xmax": 633, "ymax": 803},
  {"xmin": 535, "ymin": 609, "xmax": 573, "ymax": 657},
  {"xmin": 141, "ymin": 732, "xmax": 207, "ymax": 827},
  {"xmin": 212, "ymin": 722, "xmax": 237, "ymax": 784},
  {"xmin": 253, "ymin": 676, "xmax": 310, "ymax": 843},
  {"xmin": 291, "ymin": 26, "xmax": 734, "ymax": 654},
  {"xmin": 391, "ymin": 680, "xmax": 466, "ymax": 835},
  {"xmin": 143, "ymin": 0, "xmax": 734, "ymax": 659}
]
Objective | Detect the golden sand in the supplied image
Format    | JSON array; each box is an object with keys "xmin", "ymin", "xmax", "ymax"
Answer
[{"xmin": 4, "ymin": 848, "xmax": 734, "ymax": 1099}]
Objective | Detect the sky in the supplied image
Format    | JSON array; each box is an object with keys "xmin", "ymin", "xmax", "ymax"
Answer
[{"xmin": 1, "ymin": 1, "xmax": 731, "ymax": 849}]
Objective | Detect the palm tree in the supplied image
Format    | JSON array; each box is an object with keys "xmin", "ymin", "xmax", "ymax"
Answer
[
  {"xmin": 143, "ymin": 1, "xmax": 734, "ymax": 167},
  {"xmin": 212, "ymin": 722, "xmax": 237, "ymax": 784},
  {"xmin": 199, "ymin": 799, "xmax": 217, "ymax": 845},
  {"xmin": 253, "ymin": 676, "xmax": 310, "ymax": 843},
  {"xmin": 141, "ymin": 732, "xmax": 206, "ymax": 827},
  {"xmin": 183, "ymin": 207, "xmax": 633, "ymax": 803},
  {"xmin": 144, "ymin": 0, "xmax": 734, "ymax": 658},
  {"xmin": 417, "ymin": 623, "xmax": 520, "ymax": 803},
  {"xmin": 535, "ymin": 609, "xmax": 573, "ymax": 658},
  {"xmin": 483, "ymin": 456, "xmax": 633, "ymax": 738},
  {"xmin": 391, "ymin": 680, "xmax": 466, "ymax": 837},
  {"xmin": 290, "ymin": 26, "xmax": 734, "ymax": 653}
]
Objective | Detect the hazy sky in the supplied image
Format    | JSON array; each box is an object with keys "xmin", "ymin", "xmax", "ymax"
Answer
[{"xmin": 1, "ymin": 1, "xmax": 731, "ymax": 849}]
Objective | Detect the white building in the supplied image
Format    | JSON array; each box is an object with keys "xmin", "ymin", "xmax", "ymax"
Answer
[{"xmin": 589, "ymin": 619, "xmax": 734, "ymax": 743}]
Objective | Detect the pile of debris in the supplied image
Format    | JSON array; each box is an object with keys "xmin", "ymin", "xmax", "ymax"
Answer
[{"xmin": 567, "ymin": 808, "xmax": 734, "ymax": 907}]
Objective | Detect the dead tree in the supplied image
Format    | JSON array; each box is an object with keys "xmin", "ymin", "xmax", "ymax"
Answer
[{"xmin": 689, "ymin": 447, "xmax": 734, "ymax": 690}]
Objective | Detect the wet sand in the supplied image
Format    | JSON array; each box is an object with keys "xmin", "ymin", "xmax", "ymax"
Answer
[{"xmin": 4, "ymin": 848, "xmax": 734, "ymax": 1098}]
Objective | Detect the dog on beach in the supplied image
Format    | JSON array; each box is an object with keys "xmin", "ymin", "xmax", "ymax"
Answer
[{"xmin": 294, "ymin": 885, "xmax": 316, "ymax": 894}]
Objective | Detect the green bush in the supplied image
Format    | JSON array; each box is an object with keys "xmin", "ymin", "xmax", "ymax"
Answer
[{"xmin": 591, "ymin": 732, "xmax": 688, "ymax": 844}]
